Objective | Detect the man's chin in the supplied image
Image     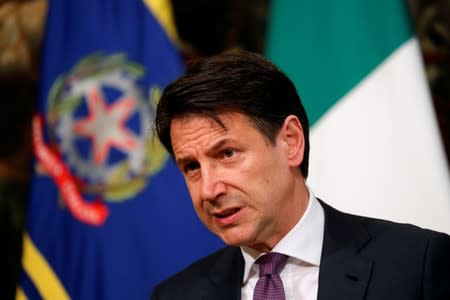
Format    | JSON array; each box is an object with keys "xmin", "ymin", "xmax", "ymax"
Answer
[{"xmin": 216, "ymin": 231, "xmax": 255, "ymax": 248}]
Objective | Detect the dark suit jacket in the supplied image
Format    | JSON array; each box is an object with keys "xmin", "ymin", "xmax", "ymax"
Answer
[{"xmin": 151, "ymin": 200, "xmax": 450, "ymax": 300}]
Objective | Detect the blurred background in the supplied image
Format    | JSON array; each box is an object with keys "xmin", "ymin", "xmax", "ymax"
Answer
[{"xmin": 0, "ymin": 0, "xmax": 449, "ymax": 299}]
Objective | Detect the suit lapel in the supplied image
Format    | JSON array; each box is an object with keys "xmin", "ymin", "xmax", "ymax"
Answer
[
  {"xmin": 208, "ymin": 247, "xmax": 244, "ymax": 300},
  {"xmin": 317, "ymin": 201, "xmax": 373, "ymax": 300}
]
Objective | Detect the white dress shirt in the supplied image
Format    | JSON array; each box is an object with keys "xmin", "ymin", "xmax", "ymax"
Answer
[{"xmin": 240, "ymin": 191, "xmax": 325, "ymax": 300}]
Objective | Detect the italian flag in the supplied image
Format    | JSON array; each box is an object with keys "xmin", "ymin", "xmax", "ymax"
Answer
[{"xmin": 266, "ymin": 0, "xmax": 450, "ymax": 233}]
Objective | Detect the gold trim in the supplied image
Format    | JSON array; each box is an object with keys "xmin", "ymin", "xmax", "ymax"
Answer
[
  {"xmin": 15, "ymin": 286, "xmax": 27, "ymax": 300},
  {"xmin": 22, "ymin": 233, "xmax": 70, "ymax": 300},
  {"xmin": 143, "ymin": 0, "xmax": 183, "ymax": 49}
]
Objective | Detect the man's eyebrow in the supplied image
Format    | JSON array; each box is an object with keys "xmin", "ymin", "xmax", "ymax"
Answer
[
  {"xmin": 175, "ymin": 138, "xmax": 234, "ymax": 166},
  {"xmin": 206, "ymin": 138, "xmax": 233, "ymax": 156},
  {"xmin": 175, "ymin": 156, "xmax": 193, "ymax": 167}
]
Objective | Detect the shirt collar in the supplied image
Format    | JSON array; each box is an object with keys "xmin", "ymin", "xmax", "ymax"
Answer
[{"xmin": 240, "ymin": 188, "xmax": 325, "ymax": 284}]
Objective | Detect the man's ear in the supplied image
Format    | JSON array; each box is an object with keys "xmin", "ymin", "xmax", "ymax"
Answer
[{"xmin": 279, "ymin": 115, "xmax": 304, "ymax": 167}]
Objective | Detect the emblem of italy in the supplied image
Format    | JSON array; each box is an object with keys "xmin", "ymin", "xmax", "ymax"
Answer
[{"xmin": 45, "ymin": 53, "xmax": 168, "ymax": 203}]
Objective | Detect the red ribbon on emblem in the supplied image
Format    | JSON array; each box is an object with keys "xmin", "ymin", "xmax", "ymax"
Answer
[{"xmin": 32, "ymin": 114, "xmax": 109, "ymax": 226}]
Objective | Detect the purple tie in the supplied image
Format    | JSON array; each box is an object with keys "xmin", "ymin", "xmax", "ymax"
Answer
[{"xmin": 253, "ymin": 252, "xmax": 288, "ymax": 300}]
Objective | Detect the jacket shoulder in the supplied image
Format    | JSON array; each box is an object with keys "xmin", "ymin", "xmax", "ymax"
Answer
[
  {"xmin": 320, "ymin": 199, "xmax": 448, "ymax": 243},
  {"xmin": 319, "ymin": 200, "xmax": 450, "ymax": 299},
  {"xmin": 151, "ymin": 246, "xmax": 241, "ymax": 299}
]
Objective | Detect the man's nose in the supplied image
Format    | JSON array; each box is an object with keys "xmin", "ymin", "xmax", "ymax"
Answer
[{"xmin": 199, "ymin": 166, "xmax": 226, "ymax": 202}]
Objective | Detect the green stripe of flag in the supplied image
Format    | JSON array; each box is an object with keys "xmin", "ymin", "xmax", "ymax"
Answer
[{"xmin": 265, "ymin": 0, "xmax": 413, "ymax": 125}]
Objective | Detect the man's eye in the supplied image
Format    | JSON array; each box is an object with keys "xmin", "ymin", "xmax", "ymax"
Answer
[
  {"xmin": 222, "ymin": 149, "xmax": 236, "ymax": 158},
  {"xmin": 184, "ymin": 161, "xmax": 200, "ymax": 173}
]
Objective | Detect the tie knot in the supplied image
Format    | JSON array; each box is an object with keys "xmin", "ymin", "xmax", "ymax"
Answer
[{"xmin": 255, "ymin": 252, "xmax": 288, "ymax": 276}]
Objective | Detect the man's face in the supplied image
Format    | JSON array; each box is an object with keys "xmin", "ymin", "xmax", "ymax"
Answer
[{"xmin": 170, "ymin": 112, "xmax": 303, "ymax": 251}]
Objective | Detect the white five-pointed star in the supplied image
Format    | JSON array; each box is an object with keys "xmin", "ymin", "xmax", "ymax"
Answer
[{"xmin": 74, "ymin": 87, "xmax": 138, "ymax": 165}]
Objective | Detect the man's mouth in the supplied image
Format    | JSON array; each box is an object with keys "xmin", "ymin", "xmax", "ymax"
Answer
[{"xmin": 214, "ymin": 207, "xmax": 241, "ymax": 219}]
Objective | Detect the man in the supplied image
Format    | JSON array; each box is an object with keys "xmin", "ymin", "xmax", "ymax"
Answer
[{"xmin": 151, "ymin": 50, "xmax": 450, "ymax": 299}]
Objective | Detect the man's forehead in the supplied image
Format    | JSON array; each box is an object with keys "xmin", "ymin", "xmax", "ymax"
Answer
[
  {"xmin": 170, "ymin": 114, "xmax": 235, "ymax": 161},
  {"xmin": 170, "ymin": 112, "xmax": 242, "ymax": 131},
  {"xmin": 169, "ymin": 114, "xmax": 228, "ymax": 145}
]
